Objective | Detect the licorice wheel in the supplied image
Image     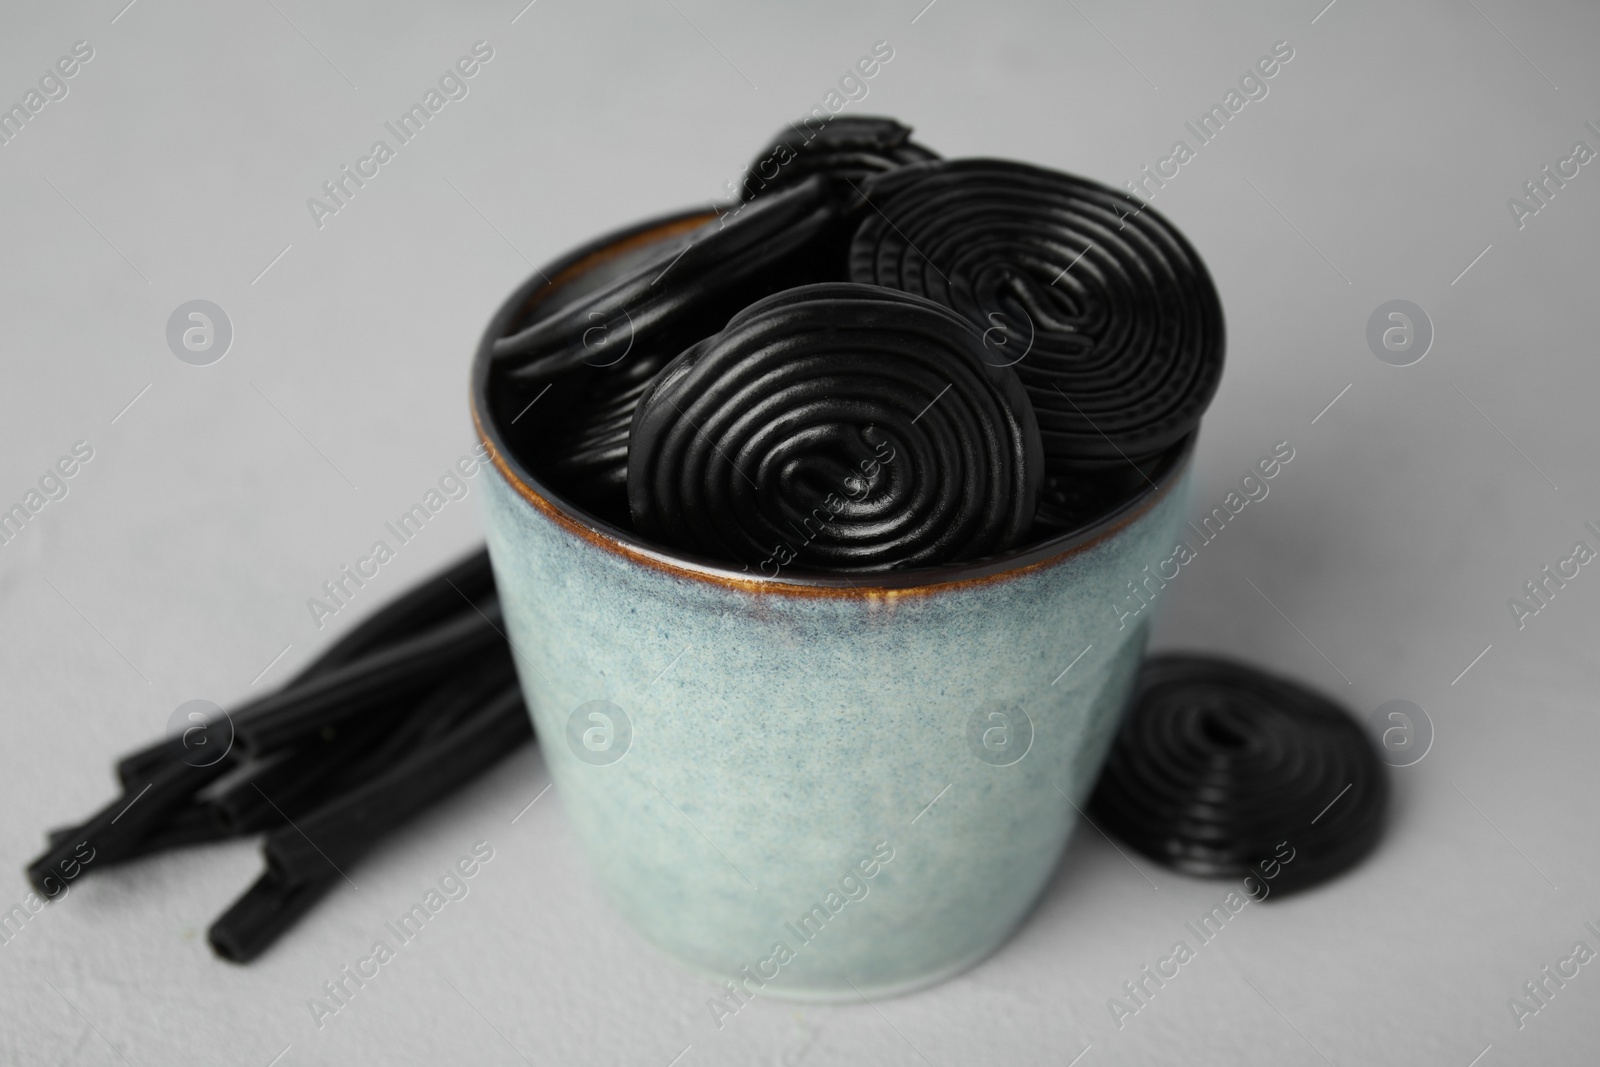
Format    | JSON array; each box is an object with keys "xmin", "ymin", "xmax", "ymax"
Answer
[
  {"xmin": 849, "ymin": 159, "xmax": 1225, "ymax": 471},
  {"xmin": 541, "ymin": 352, "xmax": 670, "ymax": 521},
  {"xmin": 740, "ymin": 116, "xmax": 938, "ymax": 201},
  {"xmin": 1089, "ymin": 655, "xmax": 1387, "ymax": 896},
  {"xmin": 627, "ymin": 282, "xmax": 1043, "ymax": 573},
  {"xmin": 491, "ymin": 176, "xmax": 847, "ymax": 385}
]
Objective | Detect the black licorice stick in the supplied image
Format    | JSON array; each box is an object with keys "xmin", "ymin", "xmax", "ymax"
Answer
[
  {"xmin": 44, "ymin": 803, "xmax": 228, "ymax": 867},
  {"xmin": 231, "ymin": 599, "xmax": 505, "ymax": 755},
  {"xmin": 115, "ymin": 733, "xmax": 222, "ymax": 794},
  {"xmin": 40, "ymin": 583, "xmax": 505, "ymax": 888},
  {"xmin": 207, "ymin": 865, "xmax": 340, "ymax": 964},
  {"xmin": 113, "ymin": 548, "xmax": 492, "ymax": 788},
  {"xmin": 266, "ymin": 684, "xmax": 529, "ymax": 885},
  {"xmin": 209, "ymin": 683, "xmax": 530, "ymax": 962},
  {"xmin": 117, "ymin": 802, "xmax": 230, "ymax": 858},
  {"xmin": 206, "ymin": 723, "xmax": 393, "ymax": 836},
  {"xmin": 27, "ymin": 755, "xmax": 235, "ymax": 895},
  {"xmin": 319, "ymin": 650, "xmax": 518, "ymax": 792},
  {"xmin": 208, "ymin": 679, "xmax": 519, "ymax": 961},
  {"xmin": 209, "ymin": 648, "xmax": 515, "ymax": 834}
]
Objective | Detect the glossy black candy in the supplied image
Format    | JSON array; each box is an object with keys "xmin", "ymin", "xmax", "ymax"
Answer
[
  {"xmin": 740, "ymin": 116, "xmax": 938, "ymax": 201},
  {"xmin": 489, "ymin": 209, "xmax": 719, "ymax": 526},
  {"xmin": 541, "ymin": 352, "xmax": 671, "ymax": 519},
  {"xmin": 627, "ymin": 282, "xmax": 1043, "ymax": 573},
  {"xmin": 850, "ymin": 159, "xmax": 1224, "ymax": 471},
  {"xmin": 209, "ymin": 680, "xmax": 529, "ymax": 963},
  {"xmin": 490, "ymin": 176, "xmax": 847, "ymax": 386},
  {"xmin": 1090, "ymin": 655, "xmax": 1387, "ymax": 896}
]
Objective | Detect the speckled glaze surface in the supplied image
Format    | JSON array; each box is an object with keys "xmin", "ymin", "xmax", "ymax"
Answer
[{"xmin": 470, "ymin": 214, "xmax": 1195, "ymax": 1001}]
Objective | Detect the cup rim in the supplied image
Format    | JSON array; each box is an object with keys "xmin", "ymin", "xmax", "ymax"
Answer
[{"xmin": 470, "ymin": 207, "xmax": 1195, "ymax": 599}]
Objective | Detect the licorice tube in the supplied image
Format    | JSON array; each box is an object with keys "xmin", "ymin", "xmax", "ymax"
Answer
[
  {"xmin": 37, "ymin": 571, "xmax": 508, "ymax": 896},
  {"xmin": 45, "ymin": 803, "xmax": 226, "ymax": 869},
  {"xmin": 627, "ymin": 282, "xmax": 1043, "ymax": 572},
  {"xmin": 304, "ymin": 649, "xmax": 519, "ymax": 801},
  {"xmin": 206, "ymin": 728, "xmax": 388, "ymax": 836},
  {"xmin": 207, "ymin": 661, "xmax": 510, "ymax": 837},
  {"xmin": 26, "ymin": 755, "xmax": 233, "ymax": 895},
  {"xmin": 207, "ymin": 865, "xmax": 339, "ymax": 964},
  {"xmin": 209, "ymin": 683, "xmax": 530, "ymax": 962},
  {"xmin": 260, "ymin": 686, "xmax": 528, "ymax": 887},
  {"xmin": 231, "ymin": 600, "xmax": 505, "ymax": 755},
  {"xmin": 850, "ymin": 159, "xmax": 1224, "ymax": 471}
]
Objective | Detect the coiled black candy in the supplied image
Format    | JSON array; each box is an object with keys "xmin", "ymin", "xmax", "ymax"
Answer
[
  {"xmin": 627, "ymin": 282, "xmax": 1043, "ymax": 573},
  {"xmin": 1090, "ymin": 655, "xmax": 1387, "ymax": 896},
  {"xmin": 850, "ymin": 159, "xmax": 1224, "ymax": 471},
  {"xmin": 491, "ymin": 176, "xmax": 847, "ymax": 385},
  {"xmin": 487, "ymin": 211, "xmax": 719, "ymax": 524},
  {"xmin": 541, "ymin": 352, "xmax": 669, "ymax": 521},
  {"xmin": 741, "ymin": 116, "xmax": 938, "ymax": 201}
]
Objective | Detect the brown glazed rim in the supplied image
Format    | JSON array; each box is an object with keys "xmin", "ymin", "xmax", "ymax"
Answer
[{"xmin": 470, "ymin": 207, "xmax": 1194, "ymax": 600}]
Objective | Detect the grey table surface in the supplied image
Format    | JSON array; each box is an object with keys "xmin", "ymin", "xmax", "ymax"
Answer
[{"xmin": 3, "ymin": 0, "xmax": 1598, "ymax": 1064}]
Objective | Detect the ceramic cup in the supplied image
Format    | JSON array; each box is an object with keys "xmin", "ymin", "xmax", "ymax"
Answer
[{"xmin": 471, "ymin": 210, "xmax": 1195, "ymax": 1001}]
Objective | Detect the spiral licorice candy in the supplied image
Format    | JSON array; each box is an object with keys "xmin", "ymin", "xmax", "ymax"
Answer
[
  {"xmin": 627, "ymin": 282, "xmax": 1042, "ymax": 573},
  {"xmin": 1090, "ymin": 655, "xmax": 1387, "ymax": 896},
  {"xmin": 542, "ymin": 352, "xmax": 669, "ymax": 520},
  {"xmin": 741, "ymin": 116, "xmax": 938, "ymax": 201},
  {"xmin": 850, "ymin": 159, "xmax": 1224, "ymax": 471}
]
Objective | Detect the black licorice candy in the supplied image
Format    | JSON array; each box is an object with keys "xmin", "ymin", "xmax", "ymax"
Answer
[
  {"xmin": 28, "ymin": 546, "xmax": 525, "ymax": 958},
  {"xmin": 1089, "ymin": 655, "xmax": 1387, "ymax": 895},
  {"xmin": 491, "ymin": 178, "xmax": 859, "ymax": 523},
  {"xmin": 36, "ymin": 120, "xmax": 1393, "ymax": 968},
  {"xmin": 208, "ymin": 644, "xmax": 515, "ymax": 835},
  {"xmin": 627, "ymin": 283, "xmax": 1043, "ymax": 572},
  {"xmin": 739, "ymin": 115, "xmax": 938, "ymax": 201},
  {"xmin": 43, "ymin": 803, "xmax": 226, "ymax": 873},
  {"xmin": 210, "ymin": 682, "xmax": 529, "ymax": 962},
  {"xmin": 850, "ymin": 159, "xmax": 1225, "ymax": 472},
  {"xmin": 490, "ymin": 175, "xmax": 848, "ymax": 385},
  {"xmin": 27, "ymin": 754, "xmax": 233, "ymax": 895},
  {"xmin": 540, "ymin": 351, "xmax": 671, "ymax": 521},
  {"xmin": 231, "ymin": 600, "xmax": 505, "ymax": 755}
]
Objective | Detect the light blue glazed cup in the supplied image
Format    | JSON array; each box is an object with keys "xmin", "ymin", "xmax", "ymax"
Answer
[{"xmin": 470, "ymin": 211, "xmax": 1195, "ymax": 1002}]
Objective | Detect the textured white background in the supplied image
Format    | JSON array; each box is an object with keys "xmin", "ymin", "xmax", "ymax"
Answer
[{"xmin": 2, "ymin": 0, "xmax": 1598, "ymax": 1064}]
